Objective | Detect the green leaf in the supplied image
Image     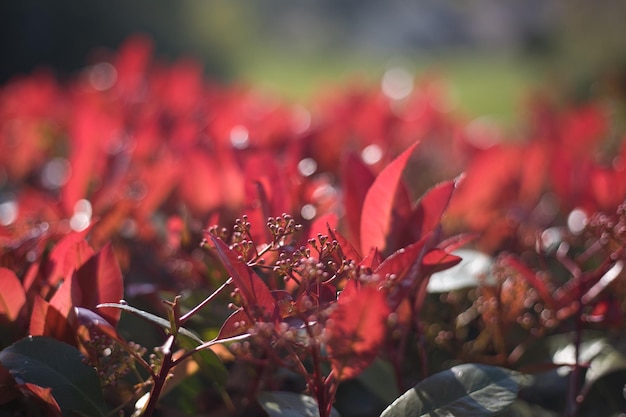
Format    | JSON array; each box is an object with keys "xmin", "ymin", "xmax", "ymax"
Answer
[
  {"xmin": 547, "ymin": 331, "xmax": 626, "ymax": 395},
  {"xmin": 380, "ymin": 364, "xmax": 530, "ymax": 417},
  {"xmin": 97, "ymin": 302, "xmax": 204, "ymax": 345},
  {"xmin": 258, "ymin": 391, "xmax": 341, "ymax": 417},
  {"xmin": 0, "ymin": 336, "xmax": 109, "ymax": 417},
  {"xmin": 356, "ymin": 359, "xmax": 400, "ymax": 406},
  {"xmin": 191, "ymin": 348, "xmax": 229, "ymax": 392}
]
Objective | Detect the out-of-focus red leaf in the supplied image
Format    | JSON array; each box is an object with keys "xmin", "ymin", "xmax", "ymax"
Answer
[
  {"xmin": 359, "ymin": 248, "xmax": 383, "ymax": 271},
  {"xmin": 114, "ymin": 35, "xmax": 153, "ymax": 97},
  {"xmin": 582, "ymin": 297, "xmax": 623, "ymax": 327},
  {"xmin": 135, "ymin": 152, "xmax": 182, "ymax": 220},
  {"xmin": 43, "ymin": 274, "xmax": 76, "ymax": 344},
  {"xmin": 411, "ymin": 175, "xmax": 463, "ymax": 239},
  {"xmin": 307, "ymin": 214, "xmax": 339, "ymax": 243},
  {"xmin": 437, "ymin": 233, "xmax": 479, "ymax": 253},
  {"xmin": 74, "ymin": 243, "xmax": 123, "ymax": 326},
  {"xmin": 61, "ymin": 105, "xmax": 111, "ymax": 216},
  {"xmin": 0, "ymin": 268, "xmax": 26, "ymax": 322},
  {"xmin": 341, "ymin": 152, "xmax": 376, "ymax": 243},
  {"xmin": 360, "ymin": 142, "xmax": 419, "ymax": 255},
  {"xmin": 45, "ymin": 231, "xmax": 93, "ymax": 288},
  {"xmin": 421, "ymin": 248, "xmax": 462, "ymax": 276},
  {"xmin": 325, "ymin": 283, "xmax": 390, "ymax": 381},
  {"xmin": 29, "ymin": 296, "xmax": 49, "ymax": 337},
  {"xmin": 178, "ymin": 152, "xmax": 225, "ymax": 215},
  {"xmin": 502, "ymin": 255, "xmax": 555, "ymax": 309},
  {"xmin": 209, "ymin": 236, "xmax": 276, "ymax": 319},
  {"xmin": 216, "ymin": 308, "xmax": 251, "ymax": 340}
]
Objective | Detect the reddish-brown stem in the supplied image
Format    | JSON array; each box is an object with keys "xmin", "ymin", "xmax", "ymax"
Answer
[
  {"xmin": 302, "ymin": 321, "xmax": 332, "ymax": 417},
  {"xmin": 143, "ymin": 335, "xmax": 175, "ymax": 417}
]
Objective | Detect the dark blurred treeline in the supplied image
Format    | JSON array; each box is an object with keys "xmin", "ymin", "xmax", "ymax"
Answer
[{"xmin": 1, "ymin": 0, "xmax": 625, "ymax": 86}]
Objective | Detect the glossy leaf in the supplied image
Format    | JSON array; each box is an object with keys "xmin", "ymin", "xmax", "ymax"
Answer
[
  {"xmin": 360, "ymin": 142, "xmax": 418, "ymax": 255},
  {"xmin": 0, "ymin": 336, "xmax": 109, "ymax": 417},
  {"xmin": 258, "ymin": 391, "xmax": 341, "ymax": 417},
  {"xmin": 380, "ymin": 364, "xmax": 529, "ymax": 417},
  {"xmin": 548, "ymin": 332, "xmax": 626, "ymax": 387}
]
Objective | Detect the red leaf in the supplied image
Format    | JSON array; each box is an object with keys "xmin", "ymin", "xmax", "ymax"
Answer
[
  {"xmin": 44, "ymin": 274, "xmax": 76, "ymax": 344},
  {"xmin": 29, "ymin": 296, "xmax": 49, "ymax": 337},
  {"xmin": 411, "ymin": 176, "xmax": 463, "ymax": 240},
  {"xmin": 70, "ymin": 307, "xmax": 121, "ymax": 342},
  {"xmin": 74, "ymin": 243, "xmax": 123, "ymax": 326},
  {"xmin": 375, "ymin": 238, "xmax": 429, "ymax": 282},
  {"xmin": 421, "ymin": 248, "xmax": 463, "ymax": 276},
  {"xmin": 18, "ymin": 383, "xmax": 62, "ymax": 417},
  {"xmin": 360, "ymin": 142, "xmax": 418, "ymax": 255},
  {"xmin": 45, "ymin": 232, "xmax": 94, "ymax": 288},
  {"xmin": 341, "ymin": 152, "xmax": 376, "ymax": 243},
  {"xmin": 307, "ymin": 214, "xmax": 339, "ymax": 243},
  {"xmin": 359, "ymin": 248, "xmax": 383, "ymax": 271},
  {"xmin": 437, "ymin": 233, "xmax": 479, "ymax": 253},
  {"xmin": 374, "ymin": 236, "xmax": 430, "ymax": 309},
  {"xmin": 0, "ymin": 268, "xmax": 26, "ymax": 322},
  {"xmin": 178, "ymin": 152, "xmax": 224, "ymax": 215},
  {"xmin": 216, "ymin": 308, "xmax": 251, "ymax": 340},
  {"xmin": 61, "ymin": 104, "xmax": 109, "ymax": 215},
  {"xmin": 209, "ymin": 236, "xmax": 276, "ymax": 319},
  {"xmin": 326, "ymin": 284, "xmax": 390, "ymax": 380},
  {"xmin": 328, "ymin": 228, "xmax": 362, "ymax": 264}
]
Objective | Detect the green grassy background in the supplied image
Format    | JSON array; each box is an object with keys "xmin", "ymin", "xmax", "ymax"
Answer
[{"xmin": 231, "ymin": 49, "xmax": 541, "ymax": 127}]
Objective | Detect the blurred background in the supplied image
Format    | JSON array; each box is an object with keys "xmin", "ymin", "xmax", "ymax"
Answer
[{"xmin": 1, "ymin": 0, "xmax": 625, "ymax": 125}]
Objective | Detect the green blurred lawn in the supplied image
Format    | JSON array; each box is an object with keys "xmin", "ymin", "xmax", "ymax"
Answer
[{"xmin": 232, "ymin": 48, "xmax": 540, "ymax": 127}]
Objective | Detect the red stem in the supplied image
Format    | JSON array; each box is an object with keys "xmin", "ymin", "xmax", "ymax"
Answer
[{"xmin": 143, "ymin": 335, "xmax": 175, "ymax": 417}]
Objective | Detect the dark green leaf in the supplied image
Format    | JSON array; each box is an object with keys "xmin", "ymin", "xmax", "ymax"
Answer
[
  {"xmin": 356, "ymin": 359, "xmax": 400, "ymax": 406},
  {"xmin": 97, "ymin": 302, "xmax": 203, "ymax": 345},
  {"xmin": 258, "ymin": 391, "xmax": 341, "ymax": 417},
  {"xmin": 191, "ymin": 348, "xmax": 228, "ymax": 392},
  {"xmin": 0, "ymin": 336, "xmax": 108, "ymax": 417},
  {"xmin": 380, "ymin": 363, "xmax": 530, "ymax": 417}
]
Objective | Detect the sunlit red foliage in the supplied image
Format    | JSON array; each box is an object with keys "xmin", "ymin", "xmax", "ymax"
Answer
[{"xmin": 2, "ymin": 36, "xmax": 626, "ymax": 417}]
